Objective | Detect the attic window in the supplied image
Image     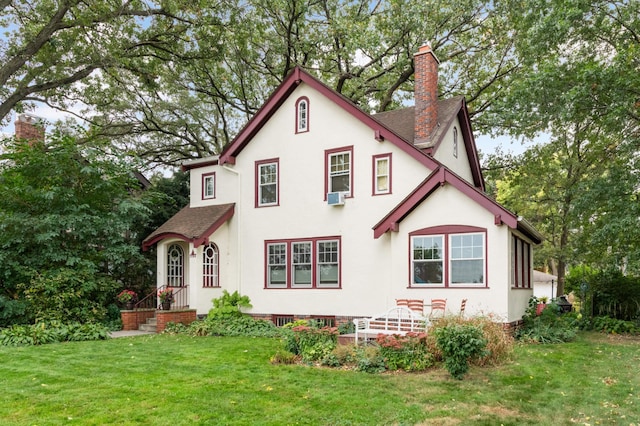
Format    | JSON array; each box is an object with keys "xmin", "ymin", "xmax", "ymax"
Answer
[
  {"xmin": 296, "ymin": 97, "xmax": 309, "ymax": 133},
  {"xmin": 453, "ymin": 127, "xmax": 458, "ymax": 158}
]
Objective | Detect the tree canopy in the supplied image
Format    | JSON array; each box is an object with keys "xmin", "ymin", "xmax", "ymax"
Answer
[
  {"xmin": 2, "ymin": 0, "xmax": 521, "ymax": 166},
  {"xmin": 0, "ymin": 132, "xmax": 152, "ymax": 325}
]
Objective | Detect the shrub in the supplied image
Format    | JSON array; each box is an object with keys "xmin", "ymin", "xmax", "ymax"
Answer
[
  {"xmin": 516, "ymin": 297, "xmax": 577, "ymax": 343},
  {"xmin": 567, "ymin": 267, "xmax": 640, "ymax": 321},
  {"xmin": 270, "ymin": 349, "xmax": 299, "ymax": 365},
  {"xmin": 355, "ymin": 345, "xmax": 386, "ymax": 373},
  {"xmin": 291, "ymin": 326, "xmax": 338, "ymax": 363},
  {"xmin": 337, "ymin": 320, "xmax": 355, "ymax": 335},
  {"xmin": 583, "ymin": 316, "xmax": 640, "ymax": 334},
  {"xmin": 0, "ymin": 321, "xmax": 110, "ymax": 346},
  {"xmin": 208, "ymin": 290, "xmax": 252, "ymax": 318},
  {"xmin": 426, "ymin": 316, "xmax": 514, "ymax": 366},
  {"xmin": 377, "ymin": 332, "xmax": 433, "ymax": 371},
  {"xmin": 321, "ymin": 344, "xmax": 357, "ymax": 367},
  {"xmin": 434, "ymin": 323, "xmax": 488, "ymax": 380},
  {"xmin": 188, "ymin": 315, "xmax": 282, "ymax": 338}
]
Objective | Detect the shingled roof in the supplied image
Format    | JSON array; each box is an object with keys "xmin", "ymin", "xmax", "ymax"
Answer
[
  {"xmin": 372, "ymin": 97, "xmax": 464, "ymax": 148},
  {"xmin": 142, "ymin": 203, "xmax": 235, "ymax": 250}
]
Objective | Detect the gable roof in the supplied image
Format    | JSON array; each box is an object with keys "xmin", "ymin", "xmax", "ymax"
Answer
[
  {"xmin": 372, "ymin": 97, "xmax": 484, "ymax": 191},
  {"xmin": 218, "ymin": 66, "xmax": 440, "ymax": 171},
  {"xmin": 373, "ymin": 167, "xmax": 542, "ymax": 244},
  {"xmin": 142, "ymin": 203, "xmax": 235, "ymax": 250}
]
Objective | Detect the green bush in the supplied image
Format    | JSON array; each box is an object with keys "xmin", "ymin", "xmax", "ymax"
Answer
[
  {"xmin": 515, "ymin": 297, "xmax": 577, "ymax": 343},
  {"xmin": 20, "ymin": 268, "xmax": 113, "ymax": 324},
  {"xmin": 289, "ymin": 325, "xmax": 338, "ymax": 363},
  {"xmin": 0, "ymin": 321, "xmax": 110, "ymax": 346},
  {"xmin": 178, "ymin": 315, "xmax": 282, "ymax": 338},
  {"xmin": 376, "ymin": 332, "xmax": 433, "ymax": 371},
  {"xmin": 567, "ymin": 267, "xmax": 640, "ymax": 321},
  {"xmin": 355, "ymin": 346, "xmax": 386, "ymax": 373},
  {"xmin": 434, "ymin": 323, "xmax": 488, "ymax": 380},
  {"xmin": 208, "ymin": 290, "xmax": 252, "ymax": 318},
  {"xmin": 582, "ymin": 316, "xmax": 640, "ymax": 334}
]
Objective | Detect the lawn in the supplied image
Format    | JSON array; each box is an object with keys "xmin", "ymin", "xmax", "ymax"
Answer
[{"xmin": 0, "ymin": 332, "xmax": 638, "ymax": 425}]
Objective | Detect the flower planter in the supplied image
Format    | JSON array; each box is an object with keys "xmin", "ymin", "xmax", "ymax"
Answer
[
  {"xmin": 536, "ymin": 303, "xmax": 547, "ymax": 315},
  {"xmin": 161, "ymin": 301, "xmax": 171, "ymax": 310}
]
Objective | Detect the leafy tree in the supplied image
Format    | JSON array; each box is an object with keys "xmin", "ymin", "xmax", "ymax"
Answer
[
  {"xmin": 2, "ymin": 0, "xmax": 523, "ymax": 166},
  {"xmin": 483, "ymin": 0, "xmax": 640, "ymax": 287},
  {"xmin": 0, "ymin": 131, "xmax": 151, "ymax": 325}
]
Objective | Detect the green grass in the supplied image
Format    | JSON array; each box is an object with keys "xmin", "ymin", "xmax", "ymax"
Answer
[{"xmin": 0, "ymin": 332, "xmax": 638, "ymax": 425}]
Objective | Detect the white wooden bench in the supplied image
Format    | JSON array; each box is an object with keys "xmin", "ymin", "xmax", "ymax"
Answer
[{"xmin": 352, "ymin": 306, "xmax": 429, "ymax": 344}]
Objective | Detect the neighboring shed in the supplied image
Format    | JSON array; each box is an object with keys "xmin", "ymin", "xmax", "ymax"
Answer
[{"xmin": 533, "ymin": 270, "xmax": 557, "ymax": 300}]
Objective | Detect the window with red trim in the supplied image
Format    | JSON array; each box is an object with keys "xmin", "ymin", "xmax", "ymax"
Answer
[
  {"xmin": 265, "ymin": 237, "xmax": 341, "ymax": 289},
  {"xmin": 295, "ymin": 97, "xmax": 309, "ymax": 133},
  {"xmin": 202, "ymin": 243, "xmax": 219, "ymax": 287},
  {"xmin": 410, "ymin": 226, "xmax": 486, "ymax": 288},
  {"xmin": 373, "ymin": 153, "xmax": 391, "ymax": 195},
  {"xmin": 325, "ymin": 146, "xmax": 353, "ymax": 198},
  {"xmin": 202, "ymin": 172, "xmax": 216, "ymax": 199},
  {"xmin": 167, "ymin": 244, "xmax": 184, "ymax": 286},
  {"xmin": 512, "ymin": 235, "xmax": 531, "ymax": 288},
  {"xmin": 256, "ymin": 159, "xmax": 279, "ymax": 207}
]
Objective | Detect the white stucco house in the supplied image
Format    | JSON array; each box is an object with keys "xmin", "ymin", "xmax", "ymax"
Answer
[{"xmin": 143, "ymin": 45, "xmax": 542, "ymax": 326}]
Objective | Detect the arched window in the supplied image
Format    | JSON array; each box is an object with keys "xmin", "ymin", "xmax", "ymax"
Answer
[
  {"xmin": 203, "ymin": 243, "xmax": 219, "ymax": 287},
  {"xmin": 296, "ymin": 97, "xmax": 309, "ymax": 133},
  {"xmin": 453, "ymin": 126, "xmax": 458, "ymax": 158},
  {"xmin": 167, "ymin": 244, "xmax": 184, "ymax": 286}
]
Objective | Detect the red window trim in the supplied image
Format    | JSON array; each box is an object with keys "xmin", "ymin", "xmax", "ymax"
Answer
[
  {"xmin": 324, "ymin": 146, "xmax": 354, "ymax": 200},
  {"xmin": 264, "ymin": 236, "xmax": 342, "ymax": 289},
  {"xmin": 372, "ymin": 153, "xmax": 392, "ymax": 196},
  {"xmin": 201, "ymin": 172, "xmax": 216, "ymax": 200},
  {"xmin": 512, "ymin": 235, "xmax": 532, "ymax": 289},
  {"xmin": 408, "ymin": 225, "xmax": 488, "ymax": 288},
  {"xmin": 255, "ymin": 158, "xmax": 280, "ymax": 208},
  {"xmin": 295, "ymin": 96, "xmax": 310, "ymax": 134},
  {"xmin": 202, "ymin": 243, "xmax": 220, "ymax": 288}
]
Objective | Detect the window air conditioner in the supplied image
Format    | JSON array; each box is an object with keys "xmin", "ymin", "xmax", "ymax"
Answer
[{"xmin": 327, "ymin": 192, "xmax": 346, "ymax": 206}]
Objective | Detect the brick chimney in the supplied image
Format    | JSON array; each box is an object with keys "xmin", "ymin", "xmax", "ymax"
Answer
[
  {"xmin": 15, "ymin": 113, "xmax": 45, "ymax": 143},
  {"xmin": 414, "ymin": 44, "xmax": 440, "ymax": 143}
]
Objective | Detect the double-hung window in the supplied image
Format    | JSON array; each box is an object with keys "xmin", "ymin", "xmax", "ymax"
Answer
[
  {"xmin": 410, "ymin": 226, "xmax": 486, "ymax": 287},
  {"xmin": 325, "ymin": 146, "xmax": 353, "ymax": 197},
  {"xmin": 373, "ymin": 154, "xmax": 391, "ymax": 195},
  {"xmin": 265, "ymin": 237, "xmax": 341, "ymax": 289},
  {"xmin": 317, "ymin": 240, "xmax": 340, "ymax": 287},
  {"xmin": 412, "ymin": 236, "xmax": 444, "ymax": 284},
  {"xmin": 202, "ymin": 172, "xmax": 215, "ymax": 199},
  {"xmin": 267, "ymin": 243, "xmax": 287, "ymax": 287},
  {"xmin": 292, "ymin": 242, "xmax": 312, "ymax": 287},
  {"xmin": 256, "ymin": 159, "xmax": 279, "ymax": 207},
  {"xmin": 450, "ymin": 234, "xmax": 484, "ymax": 284}
]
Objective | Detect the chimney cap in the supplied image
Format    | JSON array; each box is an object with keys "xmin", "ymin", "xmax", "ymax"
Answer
[
  {"xmin": 414, "ymin": 43, "xmax": 440, "ymax": 64},
  {"xmin": 16, "ymin": 113, "xmax": 43, "ymax": 124}
]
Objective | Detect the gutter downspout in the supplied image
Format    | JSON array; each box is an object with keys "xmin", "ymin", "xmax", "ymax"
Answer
[{"xmin": 223, "ymin": 165, "xmax": 242, "ymax": 296}]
